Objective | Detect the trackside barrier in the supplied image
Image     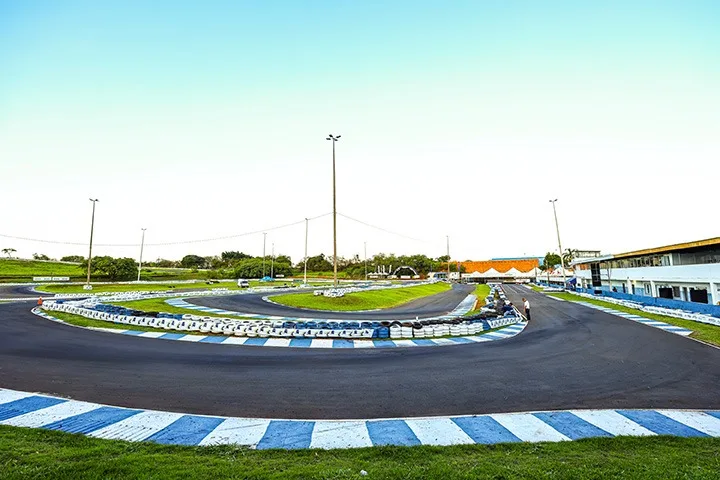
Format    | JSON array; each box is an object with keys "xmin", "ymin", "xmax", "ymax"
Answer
[
  {"xmin": 571, "ymin": 291, "xmax": 720, "ymax": 327},
  {"xmin": 39, "ymin": 284, "xmax": 522, "ymax": 341}
]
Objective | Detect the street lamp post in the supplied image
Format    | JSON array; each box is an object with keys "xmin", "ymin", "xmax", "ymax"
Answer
[
  {"xmin": 326, "ymin": 134, "xmax": 341, "ymax": 287},
  {"xmin": 549, "ymin": 199, "xmax": 567, "ymax": 289},
  {"xmin": 446, "ymin": 235, "xmax": 450, "ymax": 281},
  {"xmin": 303, "ymin": 218, "xmax": 309, "ymax": 285},
  {"xmin": 270, "ymin": 242, "xmax": 275, "ymax": 279},
  {"xmin": 364, "ymin": 241, "xmax": 368, "ymax": 281},
  {"xmin": 262, "ymin": 232, "xmax": 267, "ymax": 278},
  {"xmin": 86, "ymin": 198, "xmax": 99, "ymax": 289},
  {"xmin": 137, "ymin": 228, "xmax": 146, "ymax": 282}
]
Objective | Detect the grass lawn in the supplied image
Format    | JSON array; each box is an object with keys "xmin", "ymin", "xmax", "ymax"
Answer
[
  {"xmin": 1, "ymin": 426, "xmax": 719, "ymax": 480},
  {"xmin": 464, "ymin": 284, "xmax": 491, "ymax": 314},
  {"xmin": 549, "ymin": 291, "xmax": 720, "ymax": 347},
  {"xmin": 41, "ymin": 310, "xmax": 197, "ymax": 335},
  {"xmin": 0, "ymin": 258, "xmax": 84, "ymax": 282},
  {"xmin": 270, "ymin": 283, "xmax": 451, "ymax": 312},
  {"xmin": 37, "ymin": 281, "xmax": 241, "ymax": 294},
  {"xmin": 529, "ymin": 284, "xmax": 544, "ymax": 292},
  {"xmin": 106, "ymin": 297, "xmax": 240, "ymax": 319}
]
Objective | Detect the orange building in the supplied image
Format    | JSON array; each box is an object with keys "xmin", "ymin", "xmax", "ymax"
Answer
[{"xmin": 459, "ymin": 258, "xmax": 541, "ymax": 282}]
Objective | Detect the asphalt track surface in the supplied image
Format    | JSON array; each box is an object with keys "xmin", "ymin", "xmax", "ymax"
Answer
[
  {"xmin": 1, "ymin": 285, "xmax": 719, "ymax": 419},
  {"xmin": 0, "ymin": 285, "xmax": 47, "ymax": 299},
  {"xmin": 188, "ymin": 284, "xmax": 476, "ymax": 320}
]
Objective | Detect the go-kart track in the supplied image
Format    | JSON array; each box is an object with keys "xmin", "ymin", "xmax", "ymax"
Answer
[{"xmin": 1, "ymin": 284, "xmax": 719, "ymax": 448}]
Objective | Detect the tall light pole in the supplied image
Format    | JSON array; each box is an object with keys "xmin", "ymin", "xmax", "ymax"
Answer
[
  {"xmin": 364, "ymin": 241, "xmax": 368, "ymax": 281},
  {"xmin": 262, "ymin": 232, "xmax": 267, "ymax": 278},
  {"xmin": 137, "ymin": 228, "xmax": 146, "ymax": 282},
  {"xmin": 326, "ymin": 134, "xmax": 341, "ymax": 287},
  {"xmin": 303, "ymin": 218, "xmax": 309, "ymax": 285},
  {"xmin": 549, "ymin": 199, "xmax": 567, "ymax": 289},
  {"xmin": 86, "ymin": 198, "xmax": 99, "ymax": 289},
  {"xmin": 270, "ymin": 242, "xmax": 275, "ymax": 279},
  {"xmin": 446, "ymin": 235, "xmax": 451, "ymax": 281}
]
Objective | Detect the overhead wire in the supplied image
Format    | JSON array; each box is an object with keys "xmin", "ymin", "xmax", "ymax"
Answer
[
  {"xmin": 0, "ymin": 211, "xmax": 440, "ymax": 249},
  {"xmin": 0, "ymin": 212, "xmax": 332, "ymax": 248}
]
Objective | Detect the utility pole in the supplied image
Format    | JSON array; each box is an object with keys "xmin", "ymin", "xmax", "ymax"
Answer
[
  {"xmin": 85, "ymin": 198, "xmax": 99, "ymax": 289},
  {"xmin": 137, "ymin": 228, "xmax": 146, "ymax": 282},
  {"xmin": 364, "ymin": 241, "xmax": 368, "ymax": 281},
  {"xmin": 270, "ymin": 242, "xmax": 275, "ymax": 279},
  {"xmin": 303, "ymin": 218, "xmax": 309, "ymax": 285},
  {"xmin": 549, "ymin": 199, "xmax": 567, "ymax": 289},
  {"xmin": 326, "ymin": 134, "xmax": 341, "ymax": 287},
  {"xmin": 262, "ymin": 232, "xmax": 267, "ymax": 278},
  {"xmin": 446, "ymin": 235, "xmax": 450, "ymax": 281}
]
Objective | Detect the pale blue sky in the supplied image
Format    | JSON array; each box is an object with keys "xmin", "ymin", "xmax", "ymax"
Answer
[{"xmin": 1, "ymin": 1, "xmax": 718, "ymax": 262}]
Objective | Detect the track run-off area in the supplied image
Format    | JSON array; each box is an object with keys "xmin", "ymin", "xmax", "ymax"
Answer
[{"xmin": 0, "ymin": 284, "xmax": 718, "ymax": 424}]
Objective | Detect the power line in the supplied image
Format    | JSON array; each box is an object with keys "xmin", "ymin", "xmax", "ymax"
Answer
[
  {"xmin": 0, "ymin": 213, "xmax": 331, "ymax": 247},
  {"xmin": 337, "ymin": 213, "xmax": 432, "ymax": 243},
  {"xmin": 1, "ymin": 211, "xmax": 438, "ymax": 249}
]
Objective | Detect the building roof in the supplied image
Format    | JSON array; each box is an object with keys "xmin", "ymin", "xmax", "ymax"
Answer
[
  {"xmin": 460, "ymin": 258, "xmax": 539, "ymax": 274},
  {"xmin": 572, "ymin": 237, "xmax": 720, "ymax": 265},
  {"xmin": 613, "ymin": 237, "xmax": 720, "ymax": 259}
]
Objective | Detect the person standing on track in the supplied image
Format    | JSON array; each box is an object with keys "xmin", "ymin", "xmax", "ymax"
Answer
[
  {"xmin": 522, "ymin": 297, "xmax": 531, "ymax": 321},
  {"xmin": 37, "ymin": 297, "xmax": 43, "ymax": 308}
]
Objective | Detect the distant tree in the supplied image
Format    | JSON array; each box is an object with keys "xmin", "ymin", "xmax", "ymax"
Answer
[
  {"xmin": 221, "ymin": 251, "xmax": 252, "ymax": 264},
  {"xmin": 2, "ymin": 248, "xmax": 16, "ymax": 258},
  {"xmin": 540, "ymin": 252, "xmax": 563, "ymax": 284},
  {"xmin": 234, "ymin": 258, "xmax": 292, "ymax": 279},
  {"xmin": 562, "ymin": 248, "xmax": 578, "ymax": 267},
  {"xmin": 81, "ymin": 256, "xmax": 137, "ymax": 280},
  {"xmin": 180, "ymin": 254, "xmax": 206, "ymax": 269},
  {"xmin": 275, "ymin": 254, "xmax": 292, "ymax": 265},
  {"xmin": 205, "ymin": 256, "xmax": 224, "ymax": 269},
  {"xmin": 33, "ymin": 253, "xmax": 51, "ymax": 261},
  {"xmin": 104, "ymin": 257, "xmax": 138, "ymax": 281},
  {"xmin": 543, "ymin": 252, "xmax": 562, "ymax": 269},
  {"xmin": 304, "ymin": 254, "xmax": 333, "ymax": 272},
  {"xmin": 60, "ymin": 255, "xmax": 85, "ymax": 263},
  {"xmin": 152, "ymin": 258, "xmax": 179, "ymax": 268}
]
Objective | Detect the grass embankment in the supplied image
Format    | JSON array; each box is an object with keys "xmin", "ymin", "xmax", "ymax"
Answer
[
  {"xmin": 549, "ymin": 291, "xmax": 720, "ymax": 347},
  {"xmin": 0, "ymin": 259, "xmax": 219, "ymax": 283},
  {"xmin": 1, "ymin": 426, "xmax": 719, "ymax": 479},
  {"xmin": 270, "ymin": 283, "xmax": 451, "ymax": 312},
  {"xmin": 43, "ymin": 310, "xmax": 195, "ymax": 335},
  {"xmin": 0, "ymin": 258, "xmax": 84, "ymax": 283},
  {"xmin": 529, "ymin": 284, "xmax": 544, "ymax": 292},
  {"xmin": 37, "ymin": 281, "xmax": 241, "ymax": 294},
  {"xmin": 465, "ymin": 284, "xmax": 491, "ymax": 314}
]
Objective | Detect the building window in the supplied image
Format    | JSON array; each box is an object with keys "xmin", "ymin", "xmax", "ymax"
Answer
[{"xmin": 672, "ymin": 286, "xmax": 680, "ymax": 298}]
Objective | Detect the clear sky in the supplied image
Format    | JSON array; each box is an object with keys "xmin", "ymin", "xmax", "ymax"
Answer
[{"xmin": 1, "ymin": 0, "xmax": 718, "ymax": 264}]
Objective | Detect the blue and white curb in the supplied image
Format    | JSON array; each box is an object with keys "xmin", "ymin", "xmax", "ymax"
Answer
[
  {"xmin": 165, "ymin": 294, "xmax": 478, "ymax": 323},
  {"xmin": 31, "ymin": 309, "xmax": 526, "ymax": 349},
  {"xmin": 1, "ymin": 388, "xmax": 719, "ymax": 449},
  {"xmin": 576, "ymin": 302, "xmax": 693, "ymax": 336}
]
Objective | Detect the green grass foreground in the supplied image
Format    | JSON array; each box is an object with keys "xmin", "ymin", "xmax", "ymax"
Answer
[
  {"xmin": 270, "ymin": 283, "xmax": 451, "ymax": 311},
  {"xmin": 549, "ymin": 291, "xmax": 720, "ymax": 347},
  {"xmin": 1, "ymin": 426, "xmax": 719, "ymax": 480}
]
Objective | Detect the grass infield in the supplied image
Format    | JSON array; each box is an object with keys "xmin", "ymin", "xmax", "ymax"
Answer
[
  {"xmin": 36, "ymin": 281, "xmax": 245, "ymax": 294},
  {"xmin": 0, "ymin": 425, "xmax": 719, "ymax": 479},
  {"xmin": 270, "ymin": 283, "xmax": 451, "ymax": 312},
  {"xmin": 548, "ymin": 291, "xmax": 720, "ymax": 347}
]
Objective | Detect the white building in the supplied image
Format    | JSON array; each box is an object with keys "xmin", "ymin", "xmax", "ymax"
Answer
[{"xmin": 572, "ymin": 237, "xmax": 720, "ymax": 308}]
